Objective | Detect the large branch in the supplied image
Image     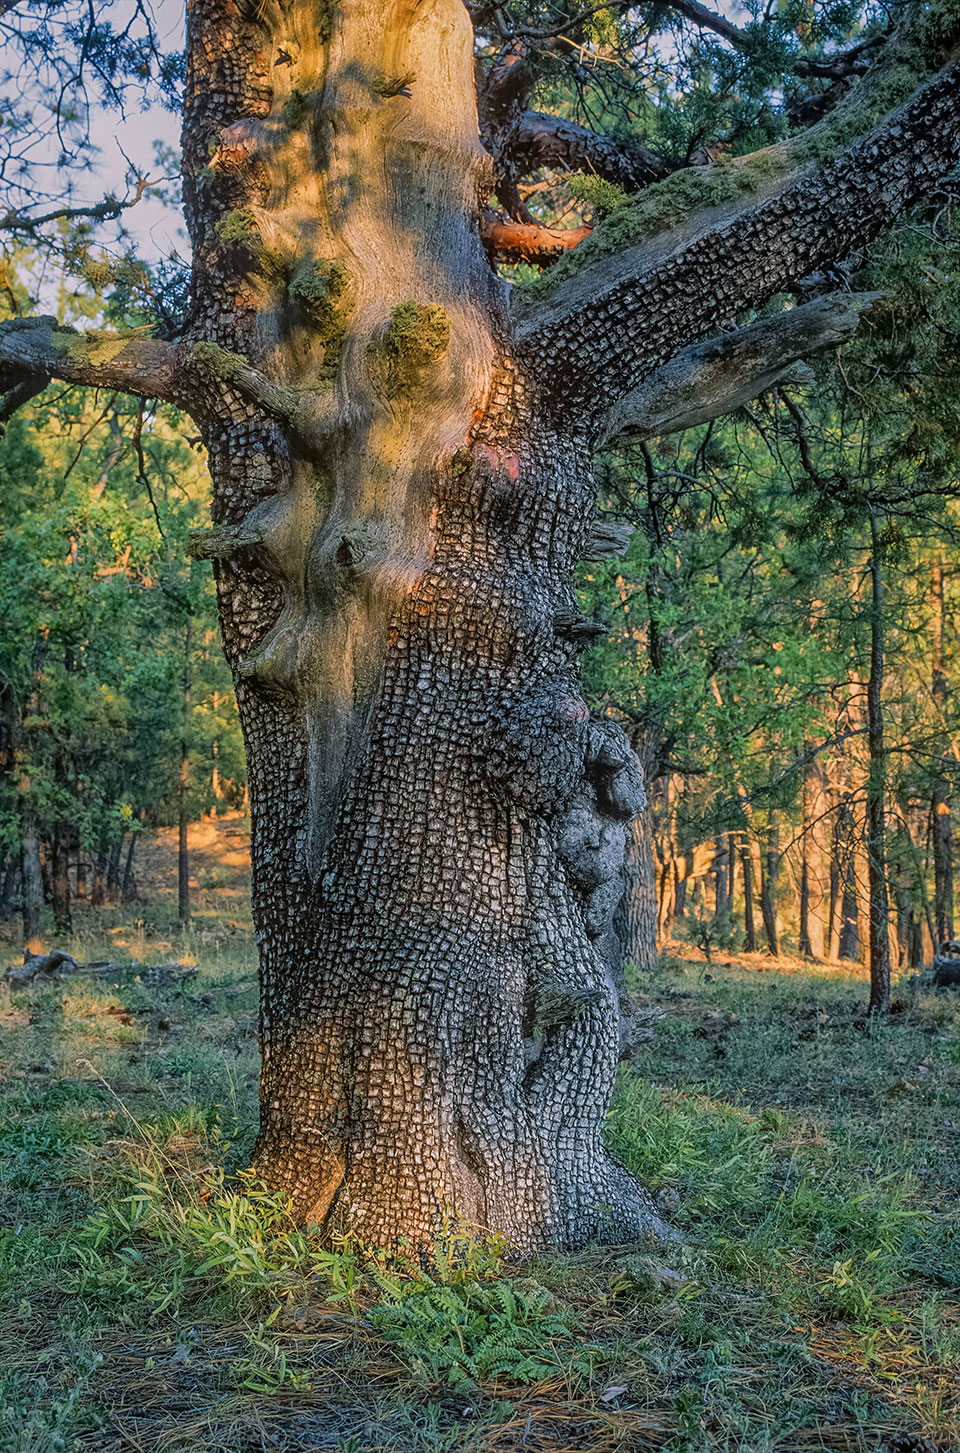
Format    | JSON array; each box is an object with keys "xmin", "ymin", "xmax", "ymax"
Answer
[
  {"xmin": 0, "ymin": 318, "xmax": 338, "ymax": 446},
  {"xmin": 599, "ymin": 291, "xmax": 880, "ymax": 445},
  {"xmin": 508, "ymin": 111, "xmax": 671, "ymax": 189},
  {"xmin": 516, "ymin": 52, "xmax": 960, "ymax": 426},
  {"xmin": 0, "ymin": 318, "xmax": 180, "ymax": 403}
]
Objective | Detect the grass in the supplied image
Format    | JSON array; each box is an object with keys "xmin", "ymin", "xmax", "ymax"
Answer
[{"xmin": 1, "ymin": 857, "xmax": 959, "ymax": 1450}]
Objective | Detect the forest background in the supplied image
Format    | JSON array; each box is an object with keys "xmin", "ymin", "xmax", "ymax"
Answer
[{"xmin": 3, "ymin": 5, "xmax": 959, "ymax": 981}]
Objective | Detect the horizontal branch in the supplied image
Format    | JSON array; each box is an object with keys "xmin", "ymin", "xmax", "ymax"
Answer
[
  {"xmin": 600, "ymin": 292, "xmax": 880, "ymax": 445},
  {"xmin": 0, "ymin": 321, "xmax": 337, "ymax": 448},
  {"xmin": 516, "ymin": 48, "xmax": 960, "ymax": 427},
  {"xmin": 657, "ymin": 0, "xmax": 748, "ymax": 47},
  {"xmin": 0, "ymin": 317, "xmax": 179, "ymax": 403},
  {"xmin": 481, "ymin": 211, "xmax": 592, "ymax": 265},
  {"xmin": 0, "ymin": 174, "xmax": 157, "ymax": 236}
]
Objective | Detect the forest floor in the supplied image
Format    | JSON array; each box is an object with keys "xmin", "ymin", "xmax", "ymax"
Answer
[{"xmin": 0, "ymin": 822, "xmax": 958, "ymax": 1452}]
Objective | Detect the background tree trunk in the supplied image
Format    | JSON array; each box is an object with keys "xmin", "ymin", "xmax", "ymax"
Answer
[
  {"xmin": 614, "ymin": 735, "xmax": 658, "ymax": 971},
  {"xmin": 20, "ymin": 810, "xmax": 42, "ymax": 944},
  {"xmin": 757, "ymin": 826, "xmax": 780, "ymax": 956},
  {"xmin": 741, "ymin": 838, "xmax": 757, "ymax": 952},
  {"xmin": 51, "ymin": 825, "xmax": 72, "ymax": 936},
  {"xmin": 800, "ymin": 749, "xmax": 828, "ymax": 958},
  {"xmin": 866, "ymin": 512, "xmax": 891, "ymax": 1013},
  {"xmin": 931, "ymin": 558, "xmax": 954, "ymax": 946},
  {"xmin": 178, "ymin": 622, "xmax": 191, "ymax": 928}
]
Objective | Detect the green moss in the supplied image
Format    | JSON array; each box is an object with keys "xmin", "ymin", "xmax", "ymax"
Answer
[
  {"xmin": 382, "ymin": 301, "xmax": 450, "ymax": 396},
  {"xmin": 190, "ymin": 341, "xmax": 247, "ymax": 381},
  {"xmin": 568, "ymin": 174, "xmax": 630, "ymax": 219},
  {"xmin": 450, "ymin": 446, "xmax": 472, "ymax": 478},
  {"xmin": 317, "ymin": 0, "xmax": 338, "ymax": 44},
  {"xmin": 288, "ymin": 259, "xmax": 354, "ymax": 389},
  {"xmin": 524, "ymin": 158, "xmax": 779, "ymax": 302},
  {"xmin": 214, "ymin": 208, "xmax": 261, "ymax": 253},
  {"xmin": 289, "ymin": 259, "xmax": 351, "ymax": 326},
  {"xmin": 282, "ymin": 90, "xmax": 310, "ymax": 130},
  {"xmin": 50, "ymin": 329, "xmax": 145, "ymax": 368}
]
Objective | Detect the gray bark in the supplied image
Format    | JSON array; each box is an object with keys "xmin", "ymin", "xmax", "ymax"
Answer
[{"xmin": 614, "ymin": 809, "xmax": 659, "ymax": 974}]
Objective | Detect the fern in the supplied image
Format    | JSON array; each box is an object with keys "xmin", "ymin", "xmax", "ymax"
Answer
[{"xmin": 369, "ymin": 1276, "xmax": 598, "ymax": 1388}]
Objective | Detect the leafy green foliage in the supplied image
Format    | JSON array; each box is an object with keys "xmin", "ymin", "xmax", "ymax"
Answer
[
  {"xmin": 0, "ymin": 261, "xmax": 244, "ymax": 927},
  {"xmin": 370, "ymin": 1276, "xmax": 594, "ymax": 1389}
]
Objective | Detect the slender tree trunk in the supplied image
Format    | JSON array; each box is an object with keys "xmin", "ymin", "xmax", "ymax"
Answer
[
  {"xmin": 0, "ymin": 860, "xmax": 17, "ymax": 922},
  {"xmin": 122, "ymin": 831, "xmax": 138, "ymax": 902},
  {"xmin": 931, "ymin": 558, "xmax": 954, "ymax": 946},
  {"xmin": 20, "ymin": 810, "xmax": 42, "ymax": 944},
  {"xmin": 91, "ymin": 845, "xmax": 107, "ymax": 908},
  {"xmin": 106, "ymin": 837, "xmax": 124, "ymax": 897},
  {"xmin": 15, "ymin": 648, "xmax": 44, "ymax": 944},
  {"xmin": 211, "ymin": 691, "xmax": 223, "ymax": 807},
  {"xmin": 714, "ymin": 838, "xmax": 728, "ymax": 917},
  {"xmin": 866, "ymin": 512, "xmax": 891, "ymax": 1013},
  {"xmin": 51, "ymin": 825, "xmax": 72, "ymax": 936},
  {"xmin": 757, "ymin": 825, "xmax": 779, "ymax": 957},
  {"xmin": 799, "ymin": 748, "xmax": 828, "ymax": 958},
  {"xmin": 741, "ymin": 838, "xmax": 757, "ymax": 952},
  {"xmin": 179, "ymin": 621, "xmax": 192, "ymax": 928}
]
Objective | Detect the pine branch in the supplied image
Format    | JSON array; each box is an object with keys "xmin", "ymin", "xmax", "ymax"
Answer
[
  {"xmin": 0, "ymin": 318, "xmax": 179, "ymax": 407},
  {"xmin": 516, "ymin": 52, "xmax": 960, "ymax": 430}
]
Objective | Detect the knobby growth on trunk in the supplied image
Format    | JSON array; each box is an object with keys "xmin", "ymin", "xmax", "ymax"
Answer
[{"xmin": 2, "ymin": 0, "xmax": 960, "ymax": 1252}]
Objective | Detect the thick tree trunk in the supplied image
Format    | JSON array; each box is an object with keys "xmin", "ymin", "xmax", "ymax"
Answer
[
  {"xmin": 161, "ymin": 0, "xmax": 960, "ymax": 1253},
  {"xmin": 181, "ymin": 0, "xmax": 663, "ymax": 1252},
  {"xmin": 931, "ymin": 559, "xmax": 954, "ymax": 946}
]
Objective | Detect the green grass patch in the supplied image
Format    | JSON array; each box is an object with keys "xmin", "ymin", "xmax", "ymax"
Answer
[{"xmin": 1, "ymin": 930, "xmax": 958, "ymax": 1449}]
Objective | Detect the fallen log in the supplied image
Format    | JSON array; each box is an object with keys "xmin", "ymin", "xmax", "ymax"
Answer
[{"xmin": 3, "ymin": 949, "xmax": 198, "ymax": 988}]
